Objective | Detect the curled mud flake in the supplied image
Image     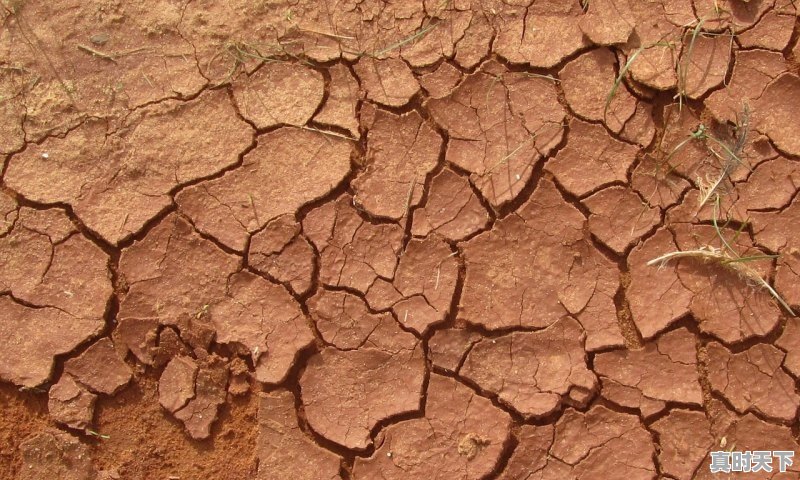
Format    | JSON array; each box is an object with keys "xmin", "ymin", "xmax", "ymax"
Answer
[
  {"xmin": 560, "ymin": 48, "xmax": 637, "ymax": 133},
  {"xmin": 650, "ymin": 409, "xmax": 714, "ymax": 480},
  {"xmin": 671, "ymin": 225, "xmax": 783, "ymax": 343},
  {"xmin": 428, "ymin": 328, "xmax": 482, "ymax": 372},
  {"xmin": 493, "ymin": 1, "xmax": 589, "ymax": 69},
  {"xmin": 159, "ymin": 355, "xmax": 198, "ymax": 414},
  {"xmin": 48, "ymin": 374, "xmax": 97, "ymax": 430},
  {"xmin": 5, "ymin": 0, "xmax": 204, "ymax": 142},
  {"xmin": 354, "ymin": 56, "xmax": 420, "ymax": 108},
  {"xmin": 706, "ymin": 341, "xmax": 800, "ymax": 422},
  {"xmin": 737, "ymin": 10, "xmax": 795, "ymax": 51},
  {"xmin": 177, "ymin": 127, "xmax": 351, "ymax": 252},
  {"xmin": 18, "ymin": 430, "xmax": 95, "ymax": 480},
  {"xmin": 411, "ymin": 168, "xmax": 491, "ymax": 242},
  {"xmin": 172, "ymin": 355, "xmax": 229, "ymax": 440},
  {"xmin": 308, "ymin": 289, "xmax": 387, "ymax": 350},
  {"xmin": 600, "ymin": 378, "xmax": 666, "ymax": 419},
  {"xmin": 498, "ymin": 424, "xmax": 563, "ymax": 480},
  {"xmin": 419, "ymin": 62, "xmax": 463, "ymax": 99},
  {"xmin": 546, "ymin": 119, "xmax": 638, "ymax": 197},
  {"xmin": 678, "ymin": 32, "xmax": 731, "ymax": 100},
  {"xmin": 584, "ymin": 186, "xmax": 661, "ymax": 254},
  {"xmin": 5, "ymin": 90, "xmax": 252, "ymax": 245},
  {"xmin": 303, "ymin": 196, "xmax": 404, "ymax": 294},
  {"xmin": 461, "ymin": 317, "xmax": 598, "ymax": 418},
  {"xmin": 578, "ymin": 0, "xmax": 635, "ymax": 45},
  {"xmin": 64, "ymin": 338, "xmax": 132, "ymax": 396},
  {"xmin": 231, "ymin": 61, "xmax": 324, "ymax": 129},
  {"xmin": 705, "ymin": 50, "xmax": 788, "ymax": 124},
  {"xmin": 354, "ymin": 109, "xmax": 442, "ymax": 220},
  {"xmin": 313, "ymin": 63, "xmax": 360, "ymax": 137},
  {"xmin": 777, "ymin": 318, "xmax": 800, "ymax": 377},
  {"xmin": 752, "ymin": 73, "xmax": 800, "ymax": 157},
  {"xmin": 299, "ymin": 325, "xmax": 425, "ymax": 450},
  {"xmin": 428, "ymin": 65, "xmax": 565, "ymax": 208},
  {"xmin": 595, "ymin": 328, "xmax": 703, "ymax": 408},
  {"xmin": 383, "ymin": 236, "xmax": 458, "ymax": 334},
  {"xmin": 210, "ymin": 271, "xmax": 314, "ymax": 384},
  {"xmin": 118, "ymin": 214, "xmax": 240, "ymax": 330},
  {"xmin": 258, "ymin": 390, "xmax": 342, "ymax": 480},
  {"xmin": 112, "ymin": 318, "xmax": 159, "ymax": 366},
  {"xmin": 352, "ymin": 374, "xmax": 511, "ymax": 480},
  {"xmin": 736, "ymin": 156, "xmax": 800, "ymax": 212},
  {"xmin": 550, "ymin": 406, "xmax": 656, "ymax": 479},
  {"xmin": 248, "ymin": 215, "xmax": 315, "ymax": 297}
]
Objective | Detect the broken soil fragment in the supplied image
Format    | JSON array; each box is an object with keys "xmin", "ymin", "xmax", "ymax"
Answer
[
  {"xmin": 64, "ymin": 338, "xmax": 132, "ymax": 395},
  {"xmin": 678, "ymin": 32, "xmax": 730, "ymax": 99},
  {"xmin": 300, "ymin": 319, "xmax": 425, "ymax": 450},
  {"xmin": 231, "ymin": 61, "xmax": 324, "ymax": 129},
  {"xmin": 706, "ymin": 342, "xmax": 800, "ymax": 422},
  {"xmin": 578, "ymin": 0, "xmax": 635, "ymax": 45},
  {"xmin": 163, "ymin": 354, "xmax": 229, "ymax": 440},
  {"xmin": 428, "ymin": 328, "xmax": 482, "ymax": 373},
  {"xmin": 428, "ymin": 63, "xmax": 565, "ymax": 208},
  {"xmin": 0, "ymin": 206, "xmax": 111, "ymax": 388},
  {"xmin": 307, "ymin": 289, "xmax": 390, "ymax": 350},
  {"xmin": 461, "ymin": 317, "xmax": 597, "ymax": 418},
  {"xmin": 752, "ymin": 73, "xmax": 800, "ymax": 158},
  {"xmin": 17, "ymin": 430, "xmax": 95, "ymax": 480},
  {"xmin": 594, "ymin": 328, "xmax": 703, "ymax": 410},
  {"xmin": 48, "ymin": 375, "xmax": 97, "ymax": 430},
  {"xmin": 247, "ymin": 215, "xmax": 315, "ymax": 297},
  {"xmin": 352, "ymin": 374, "xmax": 511, "ymax": 480},
  {"xmin": 177, "ymin": 127, "xmax": 352, "ymax": 251},
  {"xmin": 354, "ymin": 109, "xmax": 442, "ymax": 220},
  {"xmin": 258, "ymin": 390, "xmax": 342, "ymax": 480}
]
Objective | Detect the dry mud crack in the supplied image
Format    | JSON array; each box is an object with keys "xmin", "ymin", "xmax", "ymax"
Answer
[{"xmin": 2, "ymin": 1, "xmax": 800, "ymax": 479}]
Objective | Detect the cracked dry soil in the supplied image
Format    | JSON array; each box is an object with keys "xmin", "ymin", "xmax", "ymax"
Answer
[{"xmin": 1, "ymin": 0, "xmax": 800, "ymax": 479}]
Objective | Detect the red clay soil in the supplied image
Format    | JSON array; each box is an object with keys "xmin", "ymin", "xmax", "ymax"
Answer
[{"xmin": 2, "ymin": 0, "xmax": 800, "ymax": 479}]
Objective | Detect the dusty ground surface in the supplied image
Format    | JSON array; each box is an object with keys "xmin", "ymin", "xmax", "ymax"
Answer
[{"xmin": 1, "ymin": 0, "xmax": 800, "ymax": 478}]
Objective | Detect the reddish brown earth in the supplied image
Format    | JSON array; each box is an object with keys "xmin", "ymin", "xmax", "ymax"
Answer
[{"xmin": 1, "ymin": 1, "xmax": 800, "ymax": 479}]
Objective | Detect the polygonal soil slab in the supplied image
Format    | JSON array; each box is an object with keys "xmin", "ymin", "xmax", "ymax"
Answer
[
  {"xmin": 247, "ymin": 215, "xmax": 316, "ymax": 297},
  {"xmin": 258, "ymin": 390, "xmax": 342, "ymax": 480},
  {"xmin": 354, "ymin": 109, "xmax": 442, "ymax": 220},
  {"xmin": 650, "ymin": 409, "xmax": 714, "ymax": 479},
  {"xmin": 595, "ymin": 328, "xmax": 703, "ymax": 414},
  {"xmin": 353, "ymin": 57, "xmax": 420, "ymax": 107},
  {"xmin": 428, "ymin": 62, "xmax": 565, "ymax": 208},
  {"xmin": 0, "ymin": 206, "xmax": 111, "ymax": 387},
  {"xmin": 177, "ymin": 127, "xmax": 352, "ymax": 251},
  {"xmin": 460, "ymin": 317, "xmax": 597, "ymax": 418},
  {"xmin": 706, "ymin": 341, "xmax": 799, "ymax": 422},
  {"xmin": 459, "ymin": 178, "xmax": 624, "ymax": 351},
  {"xmin": 352, "ymin": 374, "xmax": 511, "ymax": 479},
  {"xmin": 17, "ymin": 430, "xmax": 95, "ymax": 480},
  {"xmin": 300, "ymin": 316, "xmax": 425, "ymax": 450},
  {"xmin": 5, "ymin": 90, "xmax": 252, "ymax": 245},
  {"xmin": 231, "ymin": 61, "xmax": 324, "ymax": 129}
]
